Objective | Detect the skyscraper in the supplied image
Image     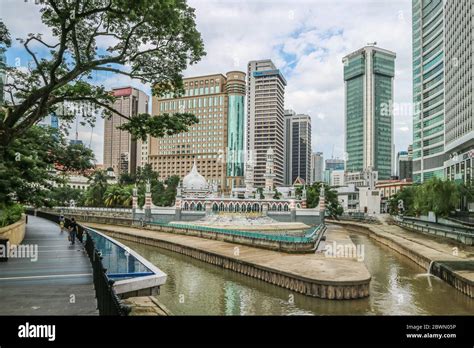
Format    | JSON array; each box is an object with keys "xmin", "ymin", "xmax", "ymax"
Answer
[
  {"xmin": 149, "ymin": 72, "xmax": 246, "ymax": 190},
  {"xmin": 412, "ymin": 0, "xmax": 446, "ymax": 183},
  {"xmin": 311, "ymin": 152, "xmax": 324, "ymax": 183},
  {"xmin": 247, "ymin": 59, "xmax": 286, "ymax": 187},
  {"xmin": 103, "ymin": 87, "xmax": 149, "ymax": 175},
  {"xmin": 397, "ymin": 147, "xmax": 413, "ymax": 181},
  {"xmin": 284, "ymin": 110, "xmax": 312, "ymax": 184},
  {"xmin": 323, "ymin": 158, "xmax": 345, "ymax": 184},
  {"xmin": 343, "ymin": 45, "xmax": 396, "ymax": 180},
  {"xmin": 443, "ymin": 0, "xmax": 473, "ymax": 184}
]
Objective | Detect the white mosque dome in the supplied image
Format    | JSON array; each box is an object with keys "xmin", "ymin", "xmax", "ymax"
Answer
[{"xmin": 183, "ymin": 161, "xmax": 208, "ymax": 190}]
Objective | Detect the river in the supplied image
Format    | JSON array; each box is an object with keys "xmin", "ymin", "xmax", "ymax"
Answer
[{"xmin": 114, "ymin": 225, "xmax": 473, "ymax": 315}]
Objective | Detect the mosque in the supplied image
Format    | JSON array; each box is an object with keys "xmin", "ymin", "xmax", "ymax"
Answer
[{"xmin": 175, "ymin": 148, "xmax": 307, "ymax": 215}]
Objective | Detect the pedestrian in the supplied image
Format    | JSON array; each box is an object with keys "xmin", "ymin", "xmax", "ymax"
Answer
[
  {"xmin": 59, "ymin": 214, "xmax": 65, "ymax": 233},
  {"xmin": 68, "ymin": 218, "xmax": 78, "ymax": 245}
]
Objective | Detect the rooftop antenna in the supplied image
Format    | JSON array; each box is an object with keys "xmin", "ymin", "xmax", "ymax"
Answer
[{"xmin": 367, "ymin": 41, "xmax": 377, "ymax": 46}]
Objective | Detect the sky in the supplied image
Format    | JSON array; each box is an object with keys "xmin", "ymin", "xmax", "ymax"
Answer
[{"xmin": 2, "ymin": 0, "xmax": 413, "ymax": 165}]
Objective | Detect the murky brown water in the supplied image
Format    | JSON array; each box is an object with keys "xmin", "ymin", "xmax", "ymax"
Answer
[{"xmin": 114, "ymin": 229, "xmax": 474, "ymax": 315}]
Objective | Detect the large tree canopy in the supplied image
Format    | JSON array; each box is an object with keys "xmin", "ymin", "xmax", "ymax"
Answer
[{"xmin": 0, "ymin": 0, "xmax": 205, "ymax": 146}]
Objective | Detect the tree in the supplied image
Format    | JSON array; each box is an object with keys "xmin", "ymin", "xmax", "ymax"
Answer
[
  {"xmin": 0, "ymin": 125, "xmax": 94, "ymax": 206},
  {"xmin": 84, "ymin": 169, "xmax": 109, "ymax": 206},
  {"xmin": 388, "ymin": 186, "xmax": 416, "ymax": 216},
  {"xmin": 103, "ymin": 184, "xmax": 132, "ymax": 207},
  {"xmin": 0, "ymin": 0, "xmax": 205, "ymax": 147},
  {"xmin": 305, "ymin": 182, "xmax": 342, "ymax": 217},
  {"xmin": 50, "ymin": 185, "xmax": 84, "ymax": 206},
  {"xmin": 417, "ymin": 178, "xmax": 459, "ymax": 221}
]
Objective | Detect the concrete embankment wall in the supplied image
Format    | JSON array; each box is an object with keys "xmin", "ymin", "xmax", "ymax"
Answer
[
  {"xmin": 102, "ymin": 228, "xmax": 370, "ymax": 300},
  {"xmin": 331, "ymin": 221, "xmax": 473, "ymax": 298},
  {"xmin": 63, "ymin": 213, "xmax": 321, "ymax": 254},
  {"xmin": 0, "ymin": 215, "xmax": 26, "ymax": 246}
]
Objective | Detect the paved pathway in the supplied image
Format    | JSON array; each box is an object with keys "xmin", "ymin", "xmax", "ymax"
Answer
[{"xmin": 0, "ymin": 215, "xmax": 97, "ymax": 315}]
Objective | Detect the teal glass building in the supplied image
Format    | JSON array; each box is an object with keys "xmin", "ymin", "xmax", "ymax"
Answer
[
  {"xmin": 412, "ymin": 0, "xmax": 446, "ymax": 183},
  {"xmin": 343, "ymin": 46, "xmax": 396, "ymax": 180},
  {"xmin": 225, "ymin": 71, "xmax": 246, "ymax": 186}
]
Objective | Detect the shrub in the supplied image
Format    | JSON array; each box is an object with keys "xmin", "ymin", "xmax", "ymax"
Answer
[{"xmin": 0, "ymin": 204, "xmax": 25, "ymax": 228}]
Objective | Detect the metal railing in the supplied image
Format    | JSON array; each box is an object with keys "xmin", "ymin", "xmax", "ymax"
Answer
[
  {"xmin": 394, "ymin": 216, "xmax": 474, "ymax": 245},
  {"xmin": 148, "ymin": 220, "xmax": 324, "ymax": 244},
  {"xmin": 27, "ymin": 209, "xmax": 131, "ymax": 315}
]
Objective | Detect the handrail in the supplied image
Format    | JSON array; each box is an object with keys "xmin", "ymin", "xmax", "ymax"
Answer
[{"xmin": 148, "ymin": 220, "xmax": 323, "ymax": 244}]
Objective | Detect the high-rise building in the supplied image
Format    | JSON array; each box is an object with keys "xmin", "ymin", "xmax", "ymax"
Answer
[
  {"xmin": 412, "ymin": 0, "xmax": 446, "ymax": 183},
  {"xmin": 323, "ymin": 158, "xmax": 345, "ymax": 184},
  {"xmin": 247, "ymin": 59, "xmax": 286, "ymax": 187},
  {"xmin": 311, "ymin": 152, "xmax": 324, "ymax": 183},
  {"xmin": 284, "ymin": 110, "xmax": 312, "ymax": 185},
  {"xmin": 343, "ymin": 45, "xmax": 396, "ymax": 180},
  {"xmin": 149, "ymin": 72, "xmax": 246, "ymax": 190},
  {"xmin": 103, "ymin": 87, "xmax": 149, "ymax": 175},
  {"xmin": 397, "ymin": 146, "xmax": 413, "ymax": 181},
  {"xmin": 443, "ymin": 0, "xmax": 473, "ymax": 184}
]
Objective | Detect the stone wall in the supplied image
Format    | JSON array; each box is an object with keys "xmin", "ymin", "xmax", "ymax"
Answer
[{"xmin": 0, "ymin": 215, "xmax": 26, "ymax": 245}]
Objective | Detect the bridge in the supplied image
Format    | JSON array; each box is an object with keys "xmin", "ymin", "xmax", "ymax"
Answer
[{"xmin": 0, "ymin": 212, "xmax": 167, "ymax": 315}]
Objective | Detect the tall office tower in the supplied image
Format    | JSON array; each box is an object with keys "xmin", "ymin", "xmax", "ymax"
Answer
[
  {"xmin": 284, "ymin": 110, "xmax": 312, "ymax": 184},
  {"xmin": 103, "ymin": 87, "xmax": 149, "ymax": 175},
  {"xmin": 311, "ymin": 152, "xmax": 324, "ymax": 183},
  {"xmin": 247, "ymin": 59, "xmax": 286, "ymax": 187},
  {"xmin": 443, "ymin": 0, "xmax": 473, "ymax": 184},
  {"xmin": 149, "ymin": 72, "xmax": 246, "ymax": 190},
  {"xmin": 397, "ymin": 149, "xmax": 413, "ymax": 180},
  {"xmin": 343, "ymin": 45, "xmax": 396, "ymax": 180},
  {"xmin": 412, "ymin": 0, "xmax": 446, "ymax": 183},
  {"xmin": 225, "ymin": 71, "xmax": 246, "ymax": 188}
]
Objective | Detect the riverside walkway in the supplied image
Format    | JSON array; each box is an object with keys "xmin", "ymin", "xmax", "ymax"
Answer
[
  {"xmin": 0, "ymin": 215, "xmax": 97, "ymax": 315},
  {"xmin": 82, "ymin": 221, "xmax": 371, "ymax": 299}
]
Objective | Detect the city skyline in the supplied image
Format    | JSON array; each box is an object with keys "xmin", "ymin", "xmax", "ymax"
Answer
[{"xmin": 1, "ymin": 0, "xmax": 414, "ymax": 165}]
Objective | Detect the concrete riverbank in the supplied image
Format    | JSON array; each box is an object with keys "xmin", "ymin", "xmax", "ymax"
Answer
[
  {"xmin": 82, "ymin": 222, "xmax": 371, "ymax": 300},
  {"xmin": 330, "ymin": 220, "xmax": 474, "ymax": 298}
]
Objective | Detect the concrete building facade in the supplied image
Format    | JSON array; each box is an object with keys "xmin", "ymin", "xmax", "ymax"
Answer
[
  {"xmin": 103, "ymin": 87, "xmax": 149, "ymax": 175},
  {"xmin": 443, "ymin": 0, "xmax": 473, "ymax": 185},
  {"xmin": 284, "ymin": 110, "xmax": 312, "ymax": 185},
  {"xmin": 412, "ymin": 0, "xmax": 446, "ymax": 183},
  {"xmin": 311, "ymin": 152, "xmax": 324, "ymax": 183},
  {"xmin": 149, "ymin": 72, "xmax": 245, "ymax": 191},
  {"xmin": 247, "ymin": 59, "xmax": 286, "ymax": 187}
]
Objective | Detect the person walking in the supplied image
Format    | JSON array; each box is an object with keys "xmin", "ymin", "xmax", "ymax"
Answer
[
  {"xmin": 59, "ymin": 214, "xmax": 65, "ymax": 233},
  {"xmin": 68, "ymin": 218, "xmax": 78, "ymax": 245}
]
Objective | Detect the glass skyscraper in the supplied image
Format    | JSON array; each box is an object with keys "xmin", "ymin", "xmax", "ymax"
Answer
[
  {"xmin": 225, "ymin": 71, "xmax": 246, "ymax": 184},
  {"xmin": 343, "ymin": 45, "xmax": 396, "ymax": 180},
  {"xmin": 412, "ymin": 0, "xmax": 446, "ymax": 183}
]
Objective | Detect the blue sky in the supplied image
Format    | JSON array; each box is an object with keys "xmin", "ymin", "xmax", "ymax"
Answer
[{"xmin": 2, "ymin": 0, "xmax": 413, "ymax": 165}]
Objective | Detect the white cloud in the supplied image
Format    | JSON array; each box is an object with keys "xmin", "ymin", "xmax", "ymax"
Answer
[{"xmin": 3, "ymin": 0, "xmax": 414, "ymax": 164}]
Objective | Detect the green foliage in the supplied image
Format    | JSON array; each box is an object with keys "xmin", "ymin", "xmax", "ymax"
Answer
[
  {"xmin": 306, "ymin": 182, "xmax": 342, "ymax": 217},
  {"xmin": 49, "ymin": 186, "xmax": 84, "ymax": 207},
  {"xmin": 273, "ymin": 189, "xmax": 281, "ymax": 200},
  {"xmin": 388, "ymin": 186, "xmax": 415, "ymax": 216},
  {"xmin": 84, "ymin": 170, "xmax": 109, "ymax": 207},
  {"xmin": 0, "ymin": 203, "xmax": 24, "ymax": 228},
  {"xmin": 0, "ymin": 125, "xmax": 95, "ymax": 206},
  {"xmin": 389, "ymin": 178, "xmax": 466, "ymax": 219},
  {"xmin": 0, "ymin": 0, "xmax": 205, "ymax": 146},
  {"xmin": 104, "ymin": 185, "xmax": 133, "ymax": 208}
]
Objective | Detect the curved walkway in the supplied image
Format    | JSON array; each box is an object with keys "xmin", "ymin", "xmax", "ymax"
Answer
[{"xmin": 0, "ymin": 215, "xmax": 97, "ymax": 315}]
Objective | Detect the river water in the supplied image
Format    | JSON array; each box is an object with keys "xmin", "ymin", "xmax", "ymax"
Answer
[{"xmin": 114, "ymin": 226, "xmax": 473, "ymax": 315}]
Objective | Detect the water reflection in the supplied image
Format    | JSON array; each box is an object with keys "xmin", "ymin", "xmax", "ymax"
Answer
[{"xmin": 113, "ymin": 232, "xmax": 473, "ymax": 315}]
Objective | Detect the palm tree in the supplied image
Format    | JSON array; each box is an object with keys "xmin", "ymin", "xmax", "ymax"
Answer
[{"xmin": 85, "ymin": 170, "xmax": 109, "ymax": 206}]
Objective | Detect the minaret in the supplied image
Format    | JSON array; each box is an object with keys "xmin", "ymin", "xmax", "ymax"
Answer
[
  {"xmin": 264, "ymin": 147, "xmax": 276, "ymax": 199},
  {"xmin": 244, "ymin": 158, "xmax": 255, "ymax": 198}
]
